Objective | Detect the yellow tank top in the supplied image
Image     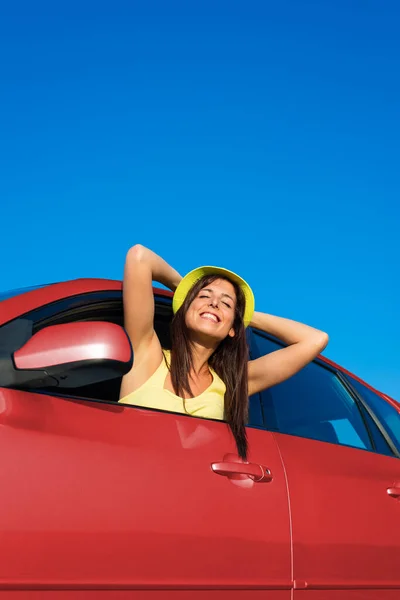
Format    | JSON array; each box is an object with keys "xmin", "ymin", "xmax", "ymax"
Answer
[{"xmin": 119, "ymin": 350, "xmax": 225, "ymax": 420}]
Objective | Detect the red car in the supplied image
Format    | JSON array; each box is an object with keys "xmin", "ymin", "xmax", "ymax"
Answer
[{"xmin": 1, "ymin": 279, "xmax": 399, "ymax": 599}]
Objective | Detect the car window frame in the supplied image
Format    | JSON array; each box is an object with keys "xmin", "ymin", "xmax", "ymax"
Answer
[
  {"xmin": 249, "ymin": 329, "xmax": 400, "ymax": 459},
  {"xmin": 341, "ymin": 373, "xmax": 400, "ymax": 456}
]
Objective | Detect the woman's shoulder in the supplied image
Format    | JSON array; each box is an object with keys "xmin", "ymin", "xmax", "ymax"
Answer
[{"xmin": 208, "ymin": 365, "xmax": 226, "ymax": 395}]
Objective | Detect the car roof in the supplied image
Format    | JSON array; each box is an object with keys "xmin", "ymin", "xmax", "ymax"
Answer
[
  {"xmin": 0, "ymin": 278, "xmax": 397, "ymax": 408},
  {"xmin": 0, "ymin": 284, "xmax": 49, "ymax": 302}
]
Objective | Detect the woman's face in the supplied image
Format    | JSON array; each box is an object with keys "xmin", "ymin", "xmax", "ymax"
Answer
[{"xmin": 185, "ymin": 278, "xmax": 237, "ymax": 342}]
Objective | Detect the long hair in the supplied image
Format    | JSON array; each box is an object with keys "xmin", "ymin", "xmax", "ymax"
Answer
[{"xmin": 170, "ymin": 274, "xmax": 249, "ymax": 459}]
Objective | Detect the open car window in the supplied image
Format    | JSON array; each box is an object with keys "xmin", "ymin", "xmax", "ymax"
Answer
[
  {"xmin": 0, "ymin": 291, "xmax": 172, "ymax": 403},
  {"xmin": 1, "ymin": 289, "xmax": 264, "ymax": 428}
]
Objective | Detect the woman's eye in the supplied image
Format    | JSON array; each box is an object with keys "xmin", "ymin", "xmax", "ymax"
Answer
[
  {"xmin": 222, "ymin": 302, "xmax": 231, "ymax": 308},
  {"xmin": 199, "ymin": 295, "xmax": 210, "ymax": 299}
]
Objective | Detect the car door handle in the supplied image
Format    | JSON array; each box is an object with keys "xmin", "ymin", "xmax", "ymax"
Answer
[
  {"xmin": 387, "ymin": 486, "xmax": 400, "ymax": 498},
  {"xmin": 211, "ymin": 461, "xmax": 272, "ymax": 483}
]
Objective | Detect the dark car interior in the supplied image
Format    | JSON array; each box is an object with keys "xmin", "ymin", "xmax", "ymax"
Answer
[{"xmin": 30, "ymin": 293, "xmax": 173, "ymax": 402}]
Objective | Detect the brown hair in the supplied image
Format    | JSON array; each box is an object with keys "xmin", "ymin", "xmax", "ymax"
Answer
[{"xmin": 170, "ymin": 274, "xmax": 249, "ymax": 459}]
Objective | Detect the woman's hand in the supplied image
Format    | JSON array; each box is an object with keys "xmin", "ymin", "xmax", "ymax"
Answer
[{"xmin": 127, "ymin": 244, "xmax": 182, "ymax": 291}]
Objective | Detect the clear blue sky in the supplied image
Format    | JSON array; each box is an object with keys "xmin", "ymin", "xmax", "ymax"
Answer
[{"xmin": 1, "ymin": 1, "xmax": 399, "ymax": 399}]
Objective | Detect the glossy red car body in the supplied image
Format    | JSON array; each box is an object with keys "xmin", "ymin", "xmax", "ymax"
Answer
[{"xmin": 0, "ymin": 279, "xmax": 399, "ymax": 599}]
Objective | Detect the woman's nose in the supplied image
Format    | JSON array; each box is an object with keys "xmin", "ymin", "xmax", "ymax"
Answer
[{"xmin": 209, "ymin": 298, "xmax": 219, "ymax": 308}]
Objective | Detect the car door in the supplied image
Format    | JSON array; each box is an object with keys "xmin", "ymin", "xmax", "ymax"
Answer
[
  {"xmin": 0, "ymin": 287, "xmax": 292, "ymax": 599},
  {"xmin": 253, "ymin": 331, "xmax": 400, "ymax": 600}
]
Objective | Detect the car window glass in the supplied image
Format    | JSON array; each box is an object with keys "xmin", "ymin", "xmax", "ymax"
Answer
[
  {"xmin": 357, "ymin": 402, "xmax": 394, "ymax": 457},
  {"xmin": 347, "ymin": 376, "xmax": 400, "ymax": 453},
  {"xmin": 253, "ymin": 333, "xmax": 373, "ymax": 451},
  {"xmin": 248, "ymin": 392, "xmax": 263, "ymax": 428}
]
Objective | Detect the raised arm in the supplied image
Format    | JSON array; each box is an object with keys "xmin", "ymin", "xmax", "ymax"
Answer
[
  {"xmin": 120, "ymin": 244, "xmax": 182, "ymax": 398},
  {"xmin": 247, "ymin": 311, "xmax": 329, "ymax": 396}
]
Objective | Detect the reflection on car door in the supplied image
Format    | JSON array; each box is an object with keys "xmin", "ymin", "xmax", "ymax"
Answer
[{"xmin": 0, "ymin": 387, "xmax": 292, "ymax": 599}]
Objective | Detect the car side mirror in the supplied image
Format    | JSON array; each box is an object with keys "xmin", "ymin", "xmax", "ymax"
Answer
[{"xmin": 0, "ymin": 320, "xmax": 133, "ymax": 389}]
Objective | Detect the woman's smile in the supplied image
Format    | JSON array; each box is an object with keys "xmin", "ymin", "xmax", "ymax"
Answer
[{"xmin": 200, "ymin": 312, "xmax": 220, "ymax": 323}]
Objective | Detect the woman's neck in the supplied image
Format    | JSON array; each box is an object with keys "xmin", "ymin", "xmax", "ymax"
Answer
[{"xmin": 189, "ymin": 342, "xmax": 216, "ymax": 377}]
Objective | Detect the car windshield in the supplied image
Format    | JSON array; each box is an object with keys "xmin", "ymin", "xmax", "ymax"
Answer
[{"xmin": 0, "ymin": 285, "xmax": 47, "ymax": 302}]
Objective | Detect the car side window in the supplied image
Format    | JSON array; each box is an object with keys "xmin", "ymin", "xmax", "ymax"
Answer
[
  {"xmin": 2, "ymin": 290, "xmax": 264, "ymax": 427},
  {"xmin": 252, "ymin": 332, "xmax": 375, "ymax": 452},
  {"xmin": 346, "ymin": 376, "xmax": 400, "ymax": 454},
  {"xmin": 1, "ymin": 292, "xmax": 173, "ymax": 403},
  {"xmin": 0, "ymin": 291, "xmax": 126, "ymax": 402}
]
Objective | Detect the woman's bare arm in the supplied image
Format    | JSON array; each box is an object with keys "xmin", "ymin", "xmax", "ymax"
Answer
[
  {"xmin": 248, "ymin": 311, "xmax": 329, "ymax": 396},
  {"xmin": 120, "ymin": 244, "xmax": 182, "ymax": 398}
]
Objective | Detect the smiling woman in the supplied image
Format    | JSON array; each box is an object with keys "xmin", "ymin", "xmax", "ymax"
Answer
[{"xmin": 119, "ymin": 244, "xmax": 329, "ymax": 459}]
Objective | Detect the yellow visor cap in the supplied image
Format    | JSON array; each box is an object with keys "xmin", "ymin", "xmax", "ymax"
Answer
[{"xmin": 172, "ymin": 266, "xmax": 255, "ymax": 328}]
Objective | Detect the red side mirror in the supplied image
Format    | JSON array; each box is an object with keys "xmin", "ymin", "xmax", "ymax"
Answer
[{"xmin": 0, "ymin": 321, "xmax": 133, "ymax": 389}]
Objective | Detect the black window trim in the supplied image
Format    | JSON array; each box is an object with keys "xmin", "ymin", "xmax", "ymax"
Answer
[
  {"xmin": 339, "ymin": 372, "xmax": 400, "ymax": 459},
  {"xmin": 0, "ymin": 290, "xmax": 124, "ymax": 332},
  {"xmin": 251, "ymin": 329, "xmax": 399, "ymax": 458}
]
